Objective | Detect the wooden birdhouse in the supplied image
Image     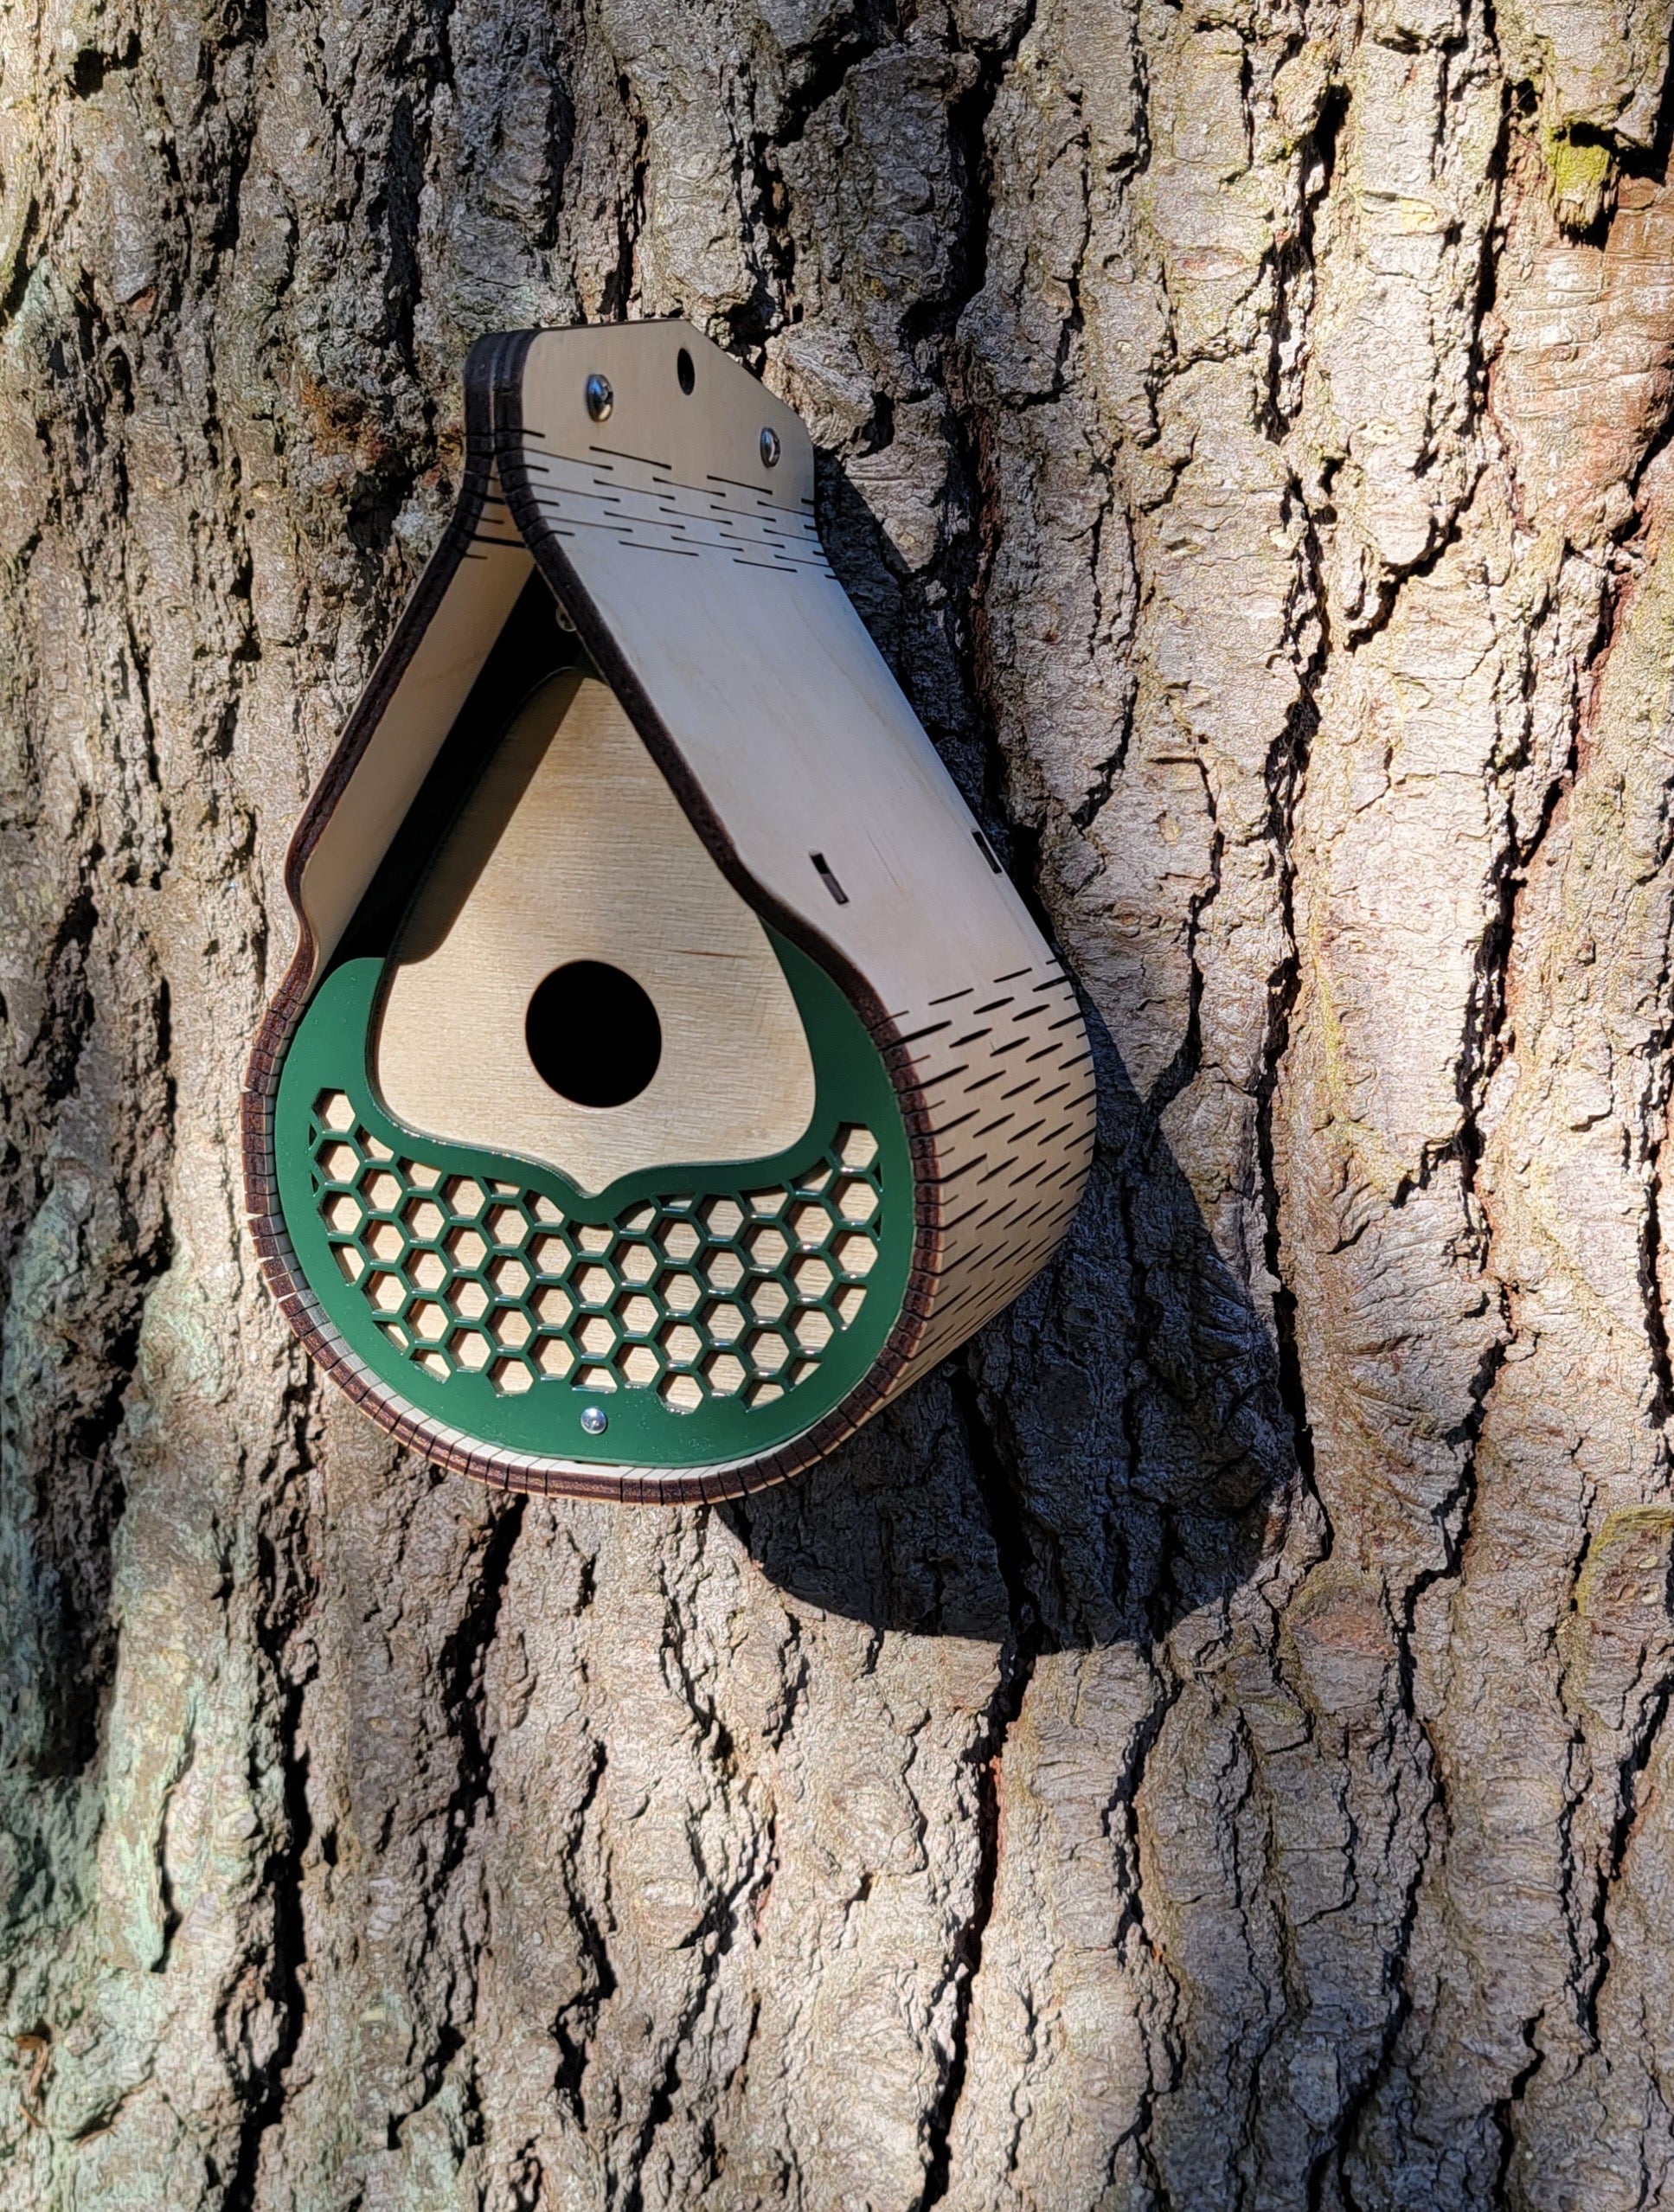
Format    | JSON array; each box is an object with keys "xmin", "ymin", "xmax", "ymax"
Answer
[{"xmin": 243, "ymin": 324, "xmax": 1096, "ymax": 1501}]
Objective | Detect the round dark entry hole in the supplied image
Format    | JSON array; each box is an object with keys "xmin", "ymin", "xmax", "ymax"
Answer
[
  {"xmin": 525, "ymin": 962, "xmax": 662, "ymax": 1108},
  {"xmin": 676, "ymin": 346, "xmax": 696, "ymax": 395}
]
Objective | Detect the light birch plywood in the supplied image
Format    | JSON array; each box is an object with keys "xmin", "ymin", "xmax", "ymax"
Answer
[
  {"xmin": 297, "ymin": 472, "xmax": 531, "ymax": 982},
  {"xmin": 375, "ymin": 671, "xmax": 818, "ymax": 1195},
  {"xmin": 509, "ymin": 324, "xmax": 1049, "ymax": 1023}
]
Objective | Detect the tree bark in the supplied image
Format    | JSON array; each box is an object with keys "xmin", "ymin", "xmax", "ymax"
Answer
[{"xmin": 3, "ymin": 0, "xmax": 1674, "ymax": 2201}]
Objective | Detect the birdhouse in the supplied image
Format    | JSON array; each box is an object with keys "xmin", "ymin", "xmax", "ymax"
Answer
[{"xmin": 243, "ymin": 324, "xmax": 1096, "ymax": 1502}]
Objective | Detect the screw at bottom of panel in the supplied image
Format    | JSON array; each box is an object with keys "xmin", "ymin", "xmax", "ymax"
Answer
[{"xmin": 580, "ymin": 1405, "xmax": 608, "ymax": 1436}]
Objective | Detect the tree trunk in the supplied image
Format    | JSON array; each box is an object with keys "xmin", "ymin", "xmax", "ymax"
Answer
[{"xmin": 3, "ymin": 0, "xmax": 1673, "ymax": 2199}]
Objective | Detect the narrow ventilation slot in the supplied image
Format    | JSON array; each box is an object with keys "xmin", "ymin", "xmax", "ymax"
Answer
[{"xmin": 811, "ymin": 852, "xmax": 850, "ymax": 905}]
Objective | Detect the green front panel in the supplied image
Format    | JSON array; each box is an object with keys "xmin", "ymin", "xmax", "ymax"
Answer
[{"xmin": 273, "ymin": 932, "xmax": 913, "ymax": 1469}]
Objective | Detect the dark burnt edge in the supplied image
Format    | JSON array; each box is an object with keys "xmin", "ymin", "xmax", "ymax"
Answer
[
  {"xmin": 282, "ymin": 331, "xmax": 518, "ymax": 946},
  {"xmin": 240, "ymin": 330, "xmax": 516, "ymax": 1202},
  {"xmin": 240, "ymin": 326, "xmax": 941, "ymax": 1502},
  {"xmin": 240, "ymin": 333, "xmax": 515, "ymax": 1344},
  {"xmin": 244, "ymin": 1183, "xmax": 927, "ymax": 1504}
]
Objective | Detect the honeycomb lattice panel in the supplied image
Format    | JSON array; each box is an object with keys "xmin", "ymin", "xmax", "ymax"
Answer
[{"xmin": 309, "ymin": 1092, "xmax": 882, "ymax": 1412}]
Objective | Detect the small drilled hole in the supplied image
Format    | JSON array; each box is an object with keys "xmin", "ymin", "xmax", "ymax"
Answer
[
  {"xmin": 677, "ymin": 347, "xmax": 695, "ymax": 394},
  {"xmin": 526, "ymin": 961, "xmax": 662, "ymax": 1109}
]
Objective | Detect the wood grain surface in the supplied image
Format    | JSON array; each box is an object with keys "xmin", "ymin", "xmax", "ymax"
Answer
[{"xmin": 375, "ymin": 672, "xmax": 817, "ymax": 1193}]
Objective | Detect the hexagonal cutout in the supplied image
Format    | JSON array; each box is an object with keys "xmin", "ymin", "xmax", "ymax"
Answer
[
  {"xmin": 491, "ymin": 1356, "xmax": 534, "ymax": 1396},
  {"xmin": 576, "ymin": 1314, "xmax": 618, "ymax": 1357},
  {"xmin": 795, "ymin": 1164, "xmax": 834, "ymax": 1195},
  {"xmin": 745, "ymin": 1225, "xmax": 789, "ymax": 1270},
  {"xmin": 619, "ymin": 1343, "xmax": 660, "ymax": 1388},
  {"xmin": 832, "ymin": 1233, "xmax": 877, "ymax": 1279},
  {"xmin": 380, "ymin": 1320, "xmax": 410, "ymax": 1351},
  {"xmin": 701, "ymin": 1196, "xmax": 744, "ymax": 1241},
  {"xmin": 614, "ymin": 1240, "xmax": 658, "ymax": 1286},
  {"xmin": 318, "ymin": 1140, "xmax": 360, "ymax": 1183},
  {"xmin": 484, "ymin": 1202, "xmax": 529, "ymax": 1249},
  {"xmin": 446, "ymin": 1224, "xmax": 488, "ymax": 1271},
  {"xmin": 659, "ymin": 1321, "xmax": 703, "ymax": 1368},
  {"xmin": 575, "ymin": 1366, "xmax": 618, "ymax": 1392},
  {"xmin": 529, "ymin": 1231, "xmax": 571, "ymax": 1276},
  {"xmin": 791, "ymin": 1254, "xmax": 833, "ymax": 1301},
  {"xmin": 334, "ymin": 1247, "xmax": 366, "ymax": 1285},
  {"xmin": 789, "ymin": 1202, "xmax": 831, "ymax": 1248},
  {"xmin": 491, "ymin": 1308, "xmax": 533, "ymax": 1350},
  {"xmin": 743, "ymin": 1188, "xmax": 788, "ymax": 1219},
  {"xmin": 414, "ymin": 1350, "xmax": 450, "ymax": 1382},
  {"xmin": 615, "ymin": 1292, "xmax": 659, "ymax": 1338},
  {"xmin": 748, "ymin": 1279, "xmax": 789, "ymax": 1323},
  {"xmin": 364, "ymin": 1271, "xmax": 405, "ymax": 1314},
  {"xmin": 660, "ymin": 1220, "xmax": 702, "ymax": 1264},
  {"xmin": 574, "ymin": 1224, "xmax": 613, "ymax": 1256},
  {"xmin": 747, "ymin": 1380, "xmax": 786, "ymax": 1407},
  {"xmin": 403, "ymin": 1159, "xmax": 442, "ymax": 1190},
  {"xmin": 833, "ymin": 1177, "xmax": 879, "ymax": 1224},
  {"xmin": 747, "ymin": 1328, "xmax": 791, "ymax": 1375},
  {"xmin": 441, "ymin": 1176, "xmax": 486, "ymax": 1219},
  {"xmin": 575, "ymin": 1264, "xmax": 616, "ymax": 1309},
  {"xmin": 703, "ymin": 1299, "xmax": 747, "ymax": 1345},
  {"xmin": 621, "ymin": 1201, "xmax": 657, "ymax": 1234},
  {"xmin": 488, "ymin": 1254, "xmax": 531, "ymax": 1300},
  {"xmin": 409, "ymin": 1300, "xmax": 449, "ymax": 1343},
  {"xmin": 317, "ymin": 1090, "xmax": 356, "ymax": 1133},
  {"xmin": 536, "ymin": 1337, "xmax": 575, "ymax": 1379},
  {"xmin": 449, "ymin": 1327, "xmax": 491, "ymax": 1372},
  {"xmin": 792, "ymin": 1308, "xmax": 834, "ymax": 1354},
  {"xmin": 703, "ymin": 1247, "xmax": 745, "ymax": 1292},
  {"xmin": 703, "ymin": 1350, "xmax": 747, "ymax": 1397},
  {"xmin": 365, "ymin": 1219, "xmax": 404, "ymax": 1265},
  {"xmin": 449, "ymin": 1279, "xmax": 490, "ymax": 1322},
  {"xmin": 659, "ymin": 1371, "xmax": 703, "ymax": 1414},
  {"xmin": 533, "ymin": 1284, "xmax": 574, "ymax": 1329},
  {"xmin": 658, "ymin": 1269, "xmax": 702, "ymax": 1314},
  {"xmin": 404, "ymin": 1248, "xmax": 447, "ymax": 1293},
  {"xmin": 531, "ymin": 1193, "xmax": 565, "ymax": 1226},
  {"xmin": 836, "ymin": 1125, "xmax": 880, "ymax": 1171},
  {"xmin": 833, "ymin": 1285, "xmax": 867, "ymax": 1327},
  {"xmin": 364, "ymin": 1135, "xmax": 396, "ymax": 1163},
  {"xmin": 404, "ymin": 1196, "xmax": 446, "ymax": 1241},
  {"xmin": 360, "ymin": 1168, "xmax": 403, "ymax": 1215},
  {"xmin": 324, "ymin": 1192, "xmax": 363, "ymax": 1235}
]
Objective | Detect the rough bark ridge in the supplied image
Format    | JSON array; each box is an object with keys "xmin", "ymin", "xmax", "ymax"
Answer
[{"xmin": 2, "ymin": 0, "xmax": 1673, "ymax": 2198}]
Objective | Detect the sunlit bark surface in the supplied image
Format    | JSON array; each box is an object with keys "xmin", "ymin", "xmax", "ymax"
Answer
[{"xmin": 3, "ymin": 0, "xmax": 1674, "ymax": 2201}]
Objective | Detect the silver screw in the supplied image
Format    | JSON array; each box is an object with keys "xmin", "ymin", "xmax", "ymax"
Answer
[
  {"xmin": 579, "ymin": 1404, "xmax": 608, "ymax": 1436},
  {"xmin": 585, "ymin": 374, "xmax": 613, "ymax": 423},
  {"xmin": 760, "ymin": 426, "xmax": 780, "ymax": 468}
]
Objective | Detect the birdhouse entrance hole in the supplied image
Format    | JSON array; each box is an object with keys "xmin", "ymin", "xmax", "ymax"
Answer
[{"xmin": 526, "ymin": 960, "xmax": 663, "ymax": 1109}]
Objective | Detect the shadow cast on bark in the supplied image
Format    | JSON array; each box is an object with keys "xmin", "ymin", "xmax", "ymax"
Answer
[{"xmin": 722, "ymin": 1003, "xmax": 1298, "ymax": 1647}]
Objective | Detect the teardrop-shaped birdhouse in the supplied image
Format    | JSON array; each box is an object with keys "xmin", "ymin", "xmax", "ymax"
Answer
[{"xmin": 243, "ymin": 324, "xmax": 1096, "ymax": 1501}]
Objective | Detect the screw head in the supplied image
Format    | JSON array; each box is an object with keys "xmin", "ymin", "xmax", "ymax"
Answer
[
  {"xmin": 585, "ymin": 374, "xmax": 613, "ymax": 423},
  {"xmin": 759, "ymin": 426, "xmax": 780, "ymax": 468},
  {"xmin": 579, "ymin": 1404, "xmax": 609, "ymax": 1436}
]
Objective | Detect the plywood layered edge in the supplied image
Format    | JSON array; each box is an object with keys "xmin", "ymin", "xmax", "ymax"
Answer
[{"xmin": 242, "ymin": 322, "xmax": 1096, "ymax": 1502}]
